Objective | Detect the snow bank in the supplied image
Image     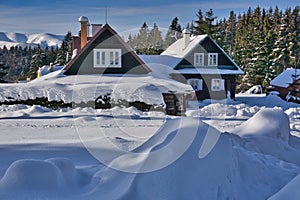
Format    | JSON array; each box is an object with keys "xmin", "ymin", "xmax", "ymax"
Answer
[
  {"xmin": 233, "ymin": 108, "xmax": 290, "ymax": 142},
  {"xmin": 231, "ymin": 108, "xmax": 300, "ymax": 168},
  {"xmin": 187, "ymin": 103, "xmax": 261, "ymax": 118},
  {"xmin": 236, "ymin": 94, "xmax": 300, "ymax": 110}
]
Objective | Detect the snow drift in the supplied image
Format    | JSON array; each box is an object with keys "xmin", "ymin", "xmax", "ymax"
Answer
[{"xmin": 0, "ymin": 109, "xmax": 300, "ymax": 200}]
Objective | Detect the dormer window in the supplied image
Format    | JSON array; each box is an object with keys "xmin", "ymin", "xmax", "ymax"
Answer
[
  {"xmin": 208, "ymin": 53, "xmax": 218, "ymax": 66},
  {"xmin": 94, "ymin": 49, "xmax": 122, "ymax": 68},
  {"xmin": 194, "ymin": 53, "xmax": 204, "ymax": 66}
]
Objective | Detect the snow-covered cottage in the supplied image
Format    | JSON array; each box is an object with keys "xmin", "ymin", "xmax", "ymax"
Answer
[
  {"xmin": 141, "ymin": 29, "xmax": 244, "ymax": 100},
  {"xmin": 61, "ymin": 16, "xmax": 192, "ymax": 115},
  {"xmin": 270, "ymin": 68, "xmax": 300, "ymax": 101},
  {"xmin": 63, "ymin": 17, "xmax": 151, "ymax": 75}
]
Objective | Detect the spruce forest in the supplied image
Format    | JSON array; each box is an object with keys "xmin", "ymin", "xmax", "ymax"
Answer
[
  {"xmin": 128, "ymin": 6, "xmax": 299, "ymax": 91},
  {"xmin": 0, "ymin": 5, "xmax": 299, "ymax": 92}
]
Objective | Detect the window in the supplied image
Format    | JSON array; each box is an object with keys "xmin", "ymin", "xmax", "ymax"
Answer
[
  {"xmin": 93, "ymin": 49, "xmax": 122, "ymax": 68},
  {"xmin": 194, "ymin": 53, "xmax": 204, "ymax": 66},
  {"xmin": 187, "ymin": 78, "xmax": 203, "ymax": 91},
  {"xmin": 208, "ymin": 53, "xmax": 218, "ymax": 66},
  {"xmin": 211, "ymin": 79, "xmax": 225, "ymax": 91}
]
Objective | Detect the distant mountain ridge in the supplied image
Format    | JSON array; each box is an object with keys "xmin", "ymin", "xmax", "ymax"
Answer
[{"xmin": 0, "ymin": 32, "xmax": 64, "ymax": 49}]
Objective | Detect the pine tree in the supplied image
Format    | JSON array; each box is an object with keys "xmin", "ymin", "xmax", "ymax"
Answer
[
  {"xmin": 127, "ymin": 34, "xmax": 135, "ymax": 49},
  {"xmin": 28, "ymin": 44, "xmax": 47, "ymax": 80},
  {"xmin": 262, "ymin": 7, "xmax": 276, "ymax": 84},
  {"xmin": 205, "ymin": 8, "xmax": 218, "ymax": 36},
  {"xmin": 214, "ymin": 19, "xmax": 227, "ymax": 48},
  {"xmin": 289, "ymin": 6, "xmax": 300, "ymax": 68},
  {"xmin": 164, "ymin": 17, "xmax": 182, "ymax": 48},
  {"xmin": 271, "ymin": 8, "xmax": 292, "ymax": 75},
  {"xmin": 0, "ymin": 63, "xmax": 9, "ymax": 81},
  {"xmin": 55, "ymin": 31, "xmax": 72, "ymax": 65},
  {"xmin": 224, "ymin": 11, "xmax": 236, "ymax": 56},
  {"xmin": 134, "ymin": 22, "xmax": 149, "ymax": 54},
  {"xmin": 194, "ymin": 8, "xmax": 217, "ymax": 36},
  {"xmin": 193, "ymin": 9, "xmax": 208, "ymax": 35},
  {"xmin": 148, "ymin": 23, "xmax": 163, "ymax": 54}
]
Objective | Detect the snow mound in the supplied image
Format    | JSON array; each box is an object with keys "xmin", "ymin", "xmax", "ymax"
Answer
[
  {"xmin": 0, "ymin": 159, "xmax": 62, "ymax": 192},
  {"xmin": 232, "ymin": 108, "xmax": 290, "ymax": 143},
  {"xmin": 26, "ymin": 105, "xmax": 51, "ymax": 113},
  {"xmin": 89, "ymin": 117, "xmax": 298, "ymax": 200},
  {"xmin": 0, "ymin": 158, "xmax": 89, "ymax": 196},
  {"xmin": 187, "ymin": 103, "xmax": 261, "ymax": 118},
  {"xmin": 0, "ymin": 104, "xmax": 29, "ymax": 112}
]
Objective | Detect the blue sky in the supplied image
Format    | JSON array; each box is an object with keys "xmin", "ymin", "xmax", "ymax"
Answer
[{"xmin": 0, "ymin": 0, "xmax": 298, "ymax": 37}]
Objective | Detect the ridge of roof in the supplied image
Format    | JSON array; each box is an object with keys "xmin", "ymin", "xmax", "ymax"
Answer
[{"xmin": 161, "ymin": 34, "xmax": 208, "ymax": 58}]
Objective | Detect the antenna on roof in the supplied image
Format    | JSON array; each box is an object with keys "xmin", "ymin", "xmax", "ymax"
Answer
[{"xmin": 105, "ymin": 7, "xmax": 108, "ymax": 24}]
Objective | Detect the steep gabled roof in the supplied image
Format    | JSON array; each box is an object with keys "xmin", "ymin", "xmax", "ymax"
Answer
[
  {"xmin": 161, "ymin": 35, "xmax": 207, "ymax": 60},
  {"xmin": 270, "ymin": 68, "xmax": 300, "ymax": 88},
  {"xmin": 63, "ymin": 24, "xmax": 151, "ymax": 75},
  {"xmin": 161, "ymin": 34, "xmax": 243, "ymax": 75}
]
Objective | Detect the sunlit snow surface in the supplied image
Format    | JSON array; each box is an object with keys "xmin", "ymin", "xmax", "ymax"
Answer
[{"xmin": 0, "ymin": 94, "xmax": 300, "ymax": 199}]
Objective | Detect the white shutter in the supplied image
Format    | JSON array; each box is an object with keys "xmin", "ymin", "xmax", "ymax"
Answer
[{"xmin": 220, "ymin": 79, "xmax": 225, "ymax": 90}]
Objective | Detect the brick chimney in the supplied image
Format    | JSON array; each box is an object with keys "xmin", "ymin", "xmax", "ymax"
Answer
[
  {"xmin": 92, "ymin": 24, "xmax": 102, "ymax": 36},
  {"xmin": 78, "ymin": 16, "xmax": 89, "ymax": 48}
]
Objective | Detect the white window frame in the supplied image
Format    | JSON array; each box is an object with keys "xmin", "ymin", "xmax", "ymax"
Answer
[
  {"xmin": 93, "ymin": 49, "xmax": 122, "ymax": 68},
  {"xmin": 211, "ymin": 79, "xmax": 225, "ymax": 91},
  {"xmin": 187, "ymin": 78, "xmax": 203, "ymax": 91},
  {"xmin": 194, "ymin": 53, "xmax": 204, "ymax": 66},
  {"xmin": 208, "ymin": 53, "xmax": 218, "ymax": 66}
]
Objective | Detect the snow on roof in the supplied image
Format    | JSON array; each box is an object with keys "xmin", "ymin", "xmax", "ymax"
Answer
[
  {"xmin": 161, "ymin": 35, "xmax": 207, "ymax": 60},
  {"xmin": 139, "ymin": 55, "xmax": 181, "ymax": 78},
  {"xmin": 0, "ymin": 69, "xmax": 192, "ymax": 106},
  {"xmin": 270, "ymin": 68, "xmax": 300, "ymax": 88},
  {"xmin": 176, "ymin": 67, "xmax": 244, "ymax": 75}
]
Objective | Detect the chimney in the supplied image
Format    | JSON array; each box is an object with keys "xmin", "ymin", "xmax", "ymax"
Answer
[
  {"xmin": 78, "ymin": 16, "xmax": 89, "ymax": 48},
  {"xmin": 92, "ymin": 24, "xmax": 102, "ymax": 36},
  {"xmin": 182, "ymin": 29, "xmax": 191, "ymax": 49}
]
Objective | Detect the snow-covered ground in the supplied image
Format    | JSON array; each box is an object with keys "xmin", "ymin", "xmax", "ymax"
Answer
[{"xmin": 0, "ymin": 93, "xmax": 300, "ymax": 199}]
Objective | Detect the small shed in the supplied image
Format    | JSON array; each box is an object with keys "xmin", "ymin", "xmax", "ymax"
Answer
[{"xmin": 270, "ymin": 68, "xmax": 300, "ymax": 100}]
